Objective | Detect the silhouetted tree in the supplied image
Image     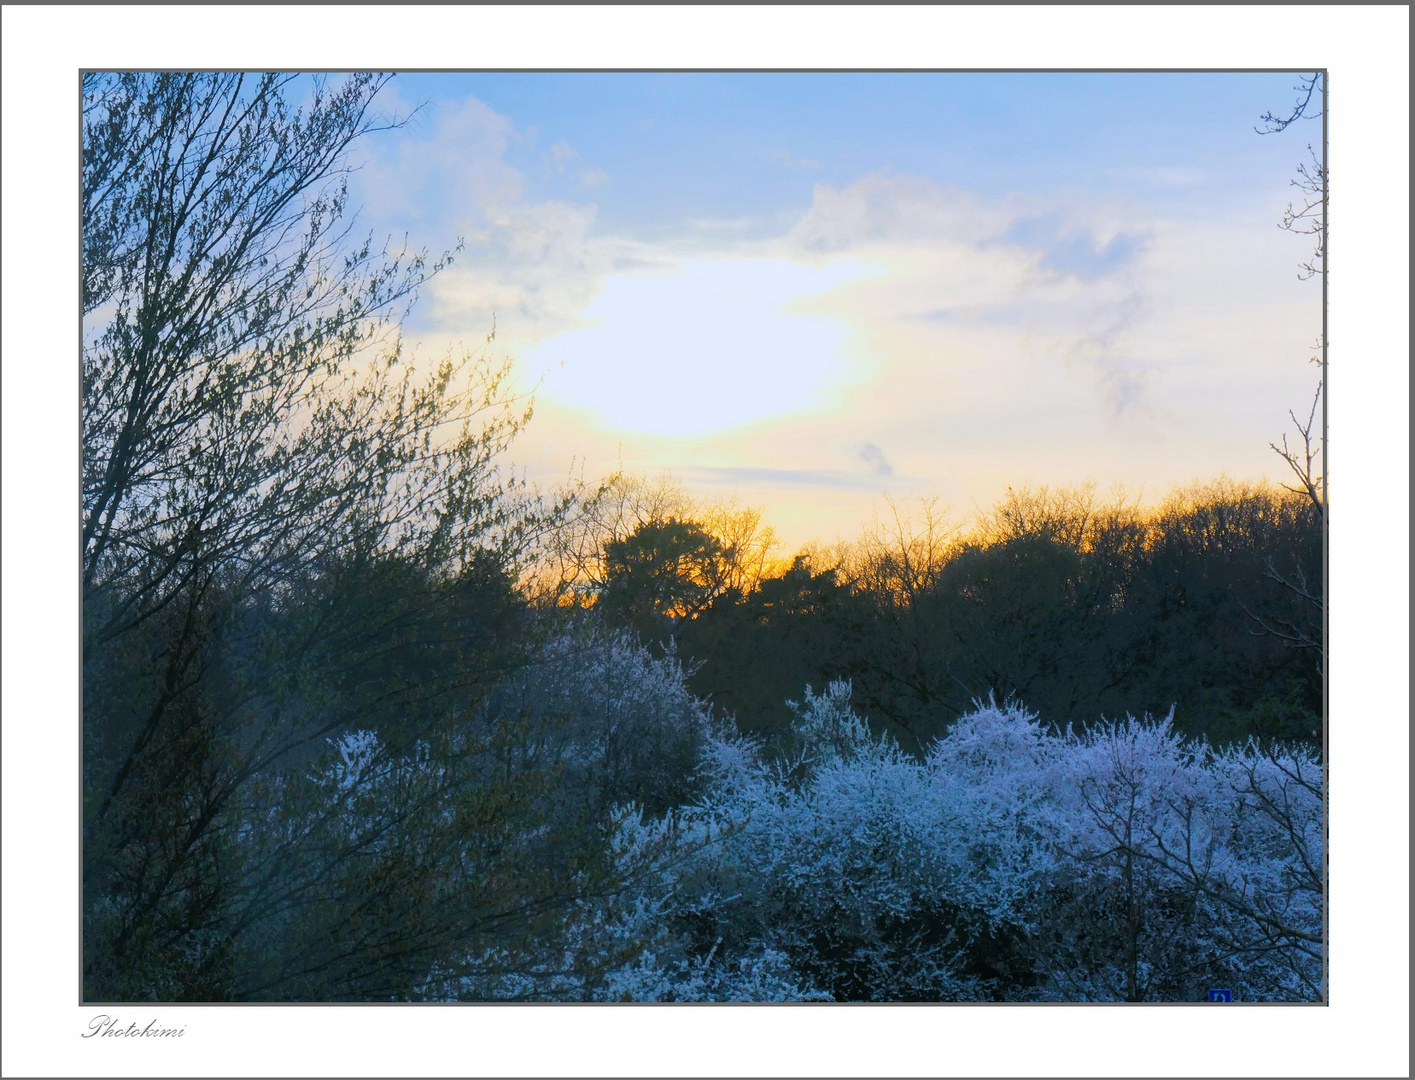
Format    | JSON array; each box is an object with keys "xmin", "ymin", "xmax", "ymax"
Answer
[
  {"xmin": 680, "ymin": 481, "xmax": 1319, "ymax": 754},
  {"xmin": 602, "ymin": 518, "xmax": 729, "ymax": 633},
  {"xmin": 533, "ymin": 471, "xmax": 780, "ymax": 613}
]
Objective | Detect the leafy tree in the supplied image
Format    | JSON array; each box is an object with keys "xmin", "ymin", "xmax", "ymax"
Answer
[
  {"xmin": 482, "ymin": 627, "xmax": 707, "ymax": 815},
  {"xmin": 674, "ymin": 479, "xmax": 1319, "ymax": 755},
  {"xmin": 532, "ymin": 471, "xmax": 781, "ymax": 617},
  {"xmin": 82, "ymin": 73, "xmax": 530, "ymax": 643},
  {"xmin": 601, "ymin": 517, "xmax": 729, "ymax": 632},
  {"xmin": 678, "ymin": 553, "xmax": 864, "ymax": 745}
]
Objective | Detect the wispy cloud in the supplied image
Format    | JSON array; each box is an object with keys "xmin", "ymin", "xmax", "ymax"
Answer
[
  {"xmin": 689, "ymin": 217, "xmax": 759, "ymax": 232},
  {"xmin": 766, "ymin": 148, "xmax": 821, "ymax": 171},
  {"xmin": 787, "ymin": 173, "xmax": 1012, "ymax": 253},
  {"xmin": 1000, "ymin": 213, "xmax": 1151, "ymax": 278},
  {"xmin": 777, "ymin": 175, "xmax": 1178, "ymax": 418},
  {"xmin": 858, "ymin": 443, "xmax": 893, "ymax": 476},
  {"xmin": 352, "ymin": 94, "xmax": 525, "ymax": 234},
  {"xmin": 547, "ymin": 139, "xmax": 578, "ymax": 173},
  {"xmin": 680, "ymin": 466, "xmax": 888, "ymax": 492}
]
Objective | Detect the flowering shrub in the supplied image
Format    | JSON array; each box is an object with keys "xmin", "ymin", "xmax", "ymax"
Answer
[
  {"xmin": 592, "ymin": 685, "xmax": 1323, "ymax": 1001},
  {"xmin": 303, "ymin": 640, "xmax": 1322, "ymax": 1001}
]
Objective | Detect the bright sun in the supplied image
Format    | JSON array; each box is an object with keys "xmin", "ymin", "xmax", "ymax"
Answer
[{"xmin": 532, "ymin": 257, "xmax": 875, "ymax": 437}]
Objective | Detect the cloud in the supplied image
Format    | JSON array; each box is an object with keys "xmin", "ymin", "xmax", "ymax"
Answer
[
  {"xmin": 346, "ymin": 105, "xmax": 1315, "ymax": 543},
  {"xmin": 766, "ymin": 148, "xmax": 821, "ymax": 171},
  {"xmin": 1059, "ymin": 289, "xmax": 1151, "ymax": 416},
  {"xmin": 688, "ymin": 217, "xmax": 760, "ymax": 232},
  {"xmin": 368, "ymin": 112, "xmax": 1169, "ymax": 427},
  {"xmin": 775, "ymin": 175, "xmax": 1174, "ymax": 418},
  {"xmin": 345, "ymin": 96, "xmax": 630, "ymax": 353},
  {"xmin": 419, "ymin": 200, "xmax": 640, "ymax": 348},
  {"xmin": 350, "ymin": 95, "xmax": 525, "ymax": 235},
  {"xmin": 547, "ymin": 139, "xmax": 578, "ymax": 174},
  {"xmin": 278, "ymin": 74, "xmax": 1330, "ymax": 564},
  {"xmin": 679, "ymin": 466, "xmax": 886, "ymax": 493},
  {"xmin": 858, "ymin": 443, "xmax": 893, "ymax": 476},
  {"xmin": 413, "ymin": 162, "xmax": 1178, "ymax": 433},
  {"xmin": 544, "ymin": 139, "xmax": 608, "ymax": 188},
  {"xmin": 787, "ymin": 173, "xmax": 1012, "ymax": 254},
  {"xmin": 1000, "ymin": 213, "xmax": 1151, "ymax": 278}
]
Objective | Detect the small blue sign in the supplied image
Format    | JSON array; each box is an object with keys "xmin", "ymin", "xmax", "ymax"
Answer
[{"xmin": 1207, "ymin": 988, "xmax": 1233, "ymax": 1002}]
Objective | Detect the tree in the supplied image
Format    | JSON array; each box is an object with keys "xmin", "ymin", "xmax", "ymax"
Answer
[
  {"xmin": 601, "ymin": 517, "xmax": 729, "ymax": 631},
  {"xmin": 533, "ymin": 471, "xmax": 781, "ymax": 616},
  {"xmin": 81, "ymin": 72, "xmax": 544, "ymax": 999},
  {"xmin": 1257, "ymin": 72, "xmax": 1326, "ymax": 282},
  {"xmin": 531, "ymin": 471, "xmax": 696, "ymax": 609},
  {"xmin": 1249, "ymin": 72, "xmax": 1326, "ymax": 671},
  {"xmin": 677, "ymin": 552, "xmax": 864, "ymax": 745},
  {"xmin": 484, "ymin": 627, "xmax": 707, "ymax": 815},
  {"xmin": 675, "ymin": 478, "xmax": 1320, "ymax": 756},
  {"xmin": 82, "ymin": 73, "xmax": 533, "ymax": 641}
]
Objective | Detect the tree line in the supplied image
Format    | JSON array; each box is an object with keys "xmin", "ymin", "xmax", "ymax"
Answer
[{"xmin": 564, "ymin": 475, "xmax": 1321, "ymax": 757}]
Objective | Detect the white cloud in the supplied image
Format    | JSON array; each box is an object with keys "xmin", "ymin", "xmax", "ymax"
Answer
[
  {"xmin": 787, "ymin": 172, "xmax": 1013, "ymax": 252},
  {"xmin": 346, "ymin": 96, "xmax": 631, "ymax": 361},
  {"xmin": 351, "ymin": 94, "xmax": 525, "ymax": 238},
  {"xmin": 547, "ymin": 138, "xmax": 579, "ymax": 173},
  {"xmin": 420, "ymin": 200, "xmax": 633, "ymax": 349}
]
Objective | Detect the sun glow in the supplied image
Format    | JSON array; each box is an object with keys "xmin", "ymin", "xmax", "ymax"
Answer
[{"xmin": 532, "ymin": 257, "xmax": 876, "ymax": 436}]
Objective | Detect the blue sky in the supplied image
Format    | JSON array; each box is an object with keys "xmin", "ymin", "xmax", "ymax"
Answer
[
  {"xmin": 349, "ymin": 72, "xmax": 1323, "ymax": 547},
  {"xmin": 389, "ymin": 72, "xmax": 1311, "ymax": 233}
]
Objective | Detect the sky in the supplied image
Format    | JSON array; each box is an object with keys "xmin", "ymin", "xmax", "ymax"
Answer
[{"xmin": 346, "ymin": 72, "xmax": 1324, "ymax": 550}]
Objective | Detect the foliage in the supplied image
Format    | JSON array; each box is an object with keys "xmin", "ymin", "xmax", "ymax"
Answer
[{"xmin": 479, "ymin": 626, "xmax": 708, "ymax": 815}]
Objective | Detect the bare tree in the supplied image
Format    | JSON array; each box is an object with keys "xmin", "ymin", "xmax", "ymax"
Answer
[
  {"xmin": 1257, "ymin": 71, "xmax": 1326, "ymax": 513},
  {"xmin": 1257, "ymin": 72, "xmax": 1326, "ymax": 282},
  {"xmin": 1245, "ymin": 73, "xmax": 1326, "ymax": 670}
]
